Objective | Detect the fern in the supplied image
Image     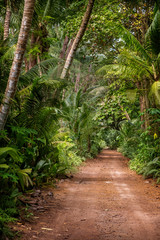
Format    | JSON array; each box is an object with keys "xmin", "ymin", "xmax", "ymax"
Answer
[
  {"xmin": 21, "ymin": 57, "xmax": 59, "ymax": 81},
  {"xmin": 0, "ymin": 147, "xmax": 22, "ymax": 163},
  {"xmin": 97, "ymin": 50, "xmax": 154, "ymax": 83},
  {"xmin": 118, "ymin": 24, "xmax": 152, "ymax": 62},
  {"xmin": 17, "ymin": 168, "xmax": 33, "ymax": 191},
  {"xmin": 145, "ymin": 10, "xmax": 160, "ymax": 56},
  {"xmin": 1, "ymin": 44, "xmax": 16, "ymax": 62},
  {"xmin": 142, "ymin": 157, "xmax": 160, "ymax": 180}
]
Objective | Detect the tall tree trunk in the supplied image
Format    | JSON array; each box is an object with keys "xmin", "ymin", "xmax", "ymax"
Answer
[
  {"xmin": 37, "ymin": 53, "xmax": 42, "ymax": 77},
  {"xmin": 144, "ymin": 79, "xmax": 150, "ymax": 129},
  {"xmin": 75, "ymin": 64, "xmax": 81, "ymax": 92},
  {"xmin": 136, "ymin": 81, "xmax": 145, "ymax": 129},
  {"xmin": 138, "ymin": 81, "xmax": 149, "ymax": 129},
  {"xmin": 0, "ymin": 0, "xmax": 36, "ymax": 131},
  {"xmin": 83, "ymin": 75, "xmax": 90, "ymax": 93},
  {"xmin": 24, "ymin": 57, "xmax": 29, "ymax": 72},
  {"xmin": 4, "ymin": 1, "xmax": 11, "ymax": 40},
  {"xmin": 29, "ymin": 32, "xmax": 37, "ymax": 69},
  {"xmin": 65, "ymin": 38, "xmax": 74, "ymax": 59},
  {"xmin": 140, "ymin": 94, "xmax": 145, "ymax": 129},
  {"xmin": 57, "ymin": 36, "xmax": 70, "ymax": 77},
  {"xmin": 60, "ymin": 36, "xmax": 69, "ymax": 59},
  {"xmin": 60, "ymin": 0, "xmax": 95, "ymax": 79}
]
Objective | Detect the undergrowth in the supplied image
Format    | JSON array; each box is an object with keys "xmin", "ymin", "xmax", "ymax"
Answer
[{"xmin": 104, "ymin": 119, "xmax": 160, "ymax": 183}]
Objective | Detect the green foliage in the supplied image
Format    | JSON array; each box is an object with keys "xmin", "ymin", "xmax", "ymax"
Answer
[
  {"xmin": 54, "ymin": 131, "xmax": 84, "ymax": 174},
  {"xmin": 117, "ymin": 120, "xmax": 141, "ymax": 158},
  {"xmin": 0, "ymin": 154, "xmax": 22, "ymax": 238},
  {"xmin": 116, "ymin": 119, "xmax": 160, "ymax": 182},
  {"xmin": 0, "ymin": 146, "xmax": 32, "ymax": 236},
  {"xmin": 0, "ymin": 208, "xmax": 17, "ymax": 240},
  {"xmin": 145, "ymin": 10, "xmax": 160, "ymax": 55},
  {"xmin": 104, "ymin": 129, "xmax": 120, "ymax": 149},
  {"xmin": 118, "ymin": 25, "xmax": 151, "ymax": 62},
  {"xmin": 0, "ymin": 147, "xmax": 32, "ymax": 190},
  {"xmin": 142, "ymin": 157, "xmax": 160, "ymax": 182},
  {"xmin": 60, "ymin": 89, "xmax": 106, "ymax": 158}
]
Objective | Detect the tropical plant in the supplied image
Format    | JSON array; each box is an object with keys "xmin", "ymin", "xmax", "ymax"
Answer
[
  {"xmin": 142, "ymin": 157, "xmax": 160, "ymax": 183},
  {"xmin": 0, "ymin": 0, "xmax": 36, "ymax": 130},
  {"xmin": 60, "ymin": 0, "xmax": 95, "ymax": 79}
]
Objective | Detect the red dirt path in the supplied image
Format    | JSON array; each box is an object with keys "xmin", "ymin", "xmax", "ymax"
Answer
[{"xmin": 19, "ymin": 149, "xmax": 160, "ymax": 240}]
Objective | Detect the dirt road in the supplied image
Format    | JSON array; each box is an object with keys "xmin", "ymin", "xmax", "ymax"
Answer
[{"xmin": 21, "ymin": 149, "xmax": 160, "ymax": 240}]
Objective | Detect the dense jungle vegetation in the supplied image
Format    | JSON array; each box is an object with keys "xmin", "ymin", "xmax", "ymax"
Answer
[{"xmin": 1, "ymin": 0, "xmax": 160, "ymax": 238}]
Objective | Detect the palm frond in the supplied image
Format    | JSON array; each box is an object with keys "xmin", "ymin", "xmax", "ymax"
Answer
[
  {"xmin": 145, "ymin": 10, "xmax": 160, "ymax": 56},
  {"xmin": 96, "ymin": 64, "xmax": 125, "ymax": 77},
  {"xmin": 21, "ymin": 57, "xmax": 59, "ymax": 81},
  {"xmin": 118, "ymin": 50, "xmax": 153, "ymax": 79},
  {"xmin": 119, "ymin": 25, "xmax": 152, "ymax": 62},
  {"xmin": 97, "ymin": 50, "xmax": 153, "ymax": 81},
  {"xmin": 1, "ymin": 44, "xmax": 16, "ymax": 62},
  {"xmin": 42, "ymin": 0, "xmax": 51, "ymax": 20}
]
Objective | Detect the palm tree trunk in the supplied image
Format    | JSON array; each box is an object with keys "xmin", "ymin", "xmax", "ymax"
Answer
[
  {"xmin": 60, "ymin": 0, "xmax": 95, "ymax": 79},
  {"xmin": 140, "ymin": 94, "xmax": 145, "ymax": 129},
  {"xmin": 37, "ymin": 53, "xmax": 42, "ymax": 77},
  {"xmin": 65, "ymin": 38, "xmax": 74, "ymax": 59},
  {"xmin": 144, "ymin": 80, "xmax": 150, "ymax": 129},
  {"xmin": 139, "ymin": 81, "xmax": 149, "ymax": 129},
  {"xmin": 137, "ymin": 81, "xmax": 145, "ymax": 129},
  {"xmin": 4, "ymin": 1, "xmax": 11, "ymax": 40},
  {"xmin": 29, "ymin": 32, "xmax": 37, "ymax": 69},
  {"xmin": 57, "ymin": 36, "xmax": 70, "ymax": 77},
  {"xmin": 24, "ymin": 57, "xmax": 29, "ymax": 72},
  {"xmin": 0, "ymin": 0, "xmax": 36, "ymax": 130},
  {"xmin": 60, "ymin": 36, "xmax": 69, "ymax": 59}
]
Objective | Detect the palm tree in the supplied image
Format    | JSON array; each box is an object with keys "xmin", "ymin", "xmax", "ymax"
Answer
[
  {"xmin": 0, "ymin": 0, "xmax": 36, "ymax": 130},
  {"xmin": 3, "ymin": 0, "xmax": 11, "ymax": 40},
  {"xmin": 60, "ymin": 0, "xmax": 95, "ymax": 79},
  {"xmin": 3, "ymin": 0, "xmax": 23, "ymax": 40}
]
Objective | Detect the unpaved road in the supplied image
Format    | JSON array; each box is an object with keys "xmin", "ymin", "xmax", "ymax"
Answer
[{"xmin": 20, "ymin": 149, "xmax": 160, "ymax": 240}]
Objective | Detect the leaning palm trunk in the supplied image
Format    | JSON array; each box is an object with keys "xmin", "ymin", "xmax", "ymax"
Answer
[
  {"xmin": 0, "ymin": 0, "xmax": 36, "ymax": 130},
  {"xmin": 57, "ymin": 36, "xmax": 70, "ymax": 77},
  {"xmin": 4, "ymin": 2, "xmax": 11, "ymax": 40},
  {"xmin": 60, "ymin": 0, "xmax": 95, "ymax": 79},
  {"xmin": 60, "ymin": 36, "xmax": 69, "ymax": 59},
  {"xmin": 65, "ymin": 38, "xmax": 74, "ymax": 59},
  {"xmin": 140, "ymin": 95, "xmax": 145, "ymax": 128}
]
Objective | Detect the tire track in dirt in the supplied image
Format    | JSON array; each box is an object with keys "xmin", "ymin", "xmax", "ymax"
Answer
[{"xmin": 21, "ymin": 149, "xmax": 160, "ymax": 240}]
